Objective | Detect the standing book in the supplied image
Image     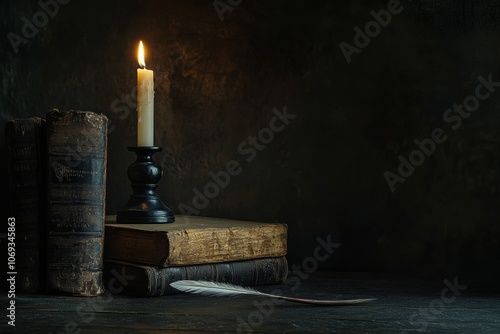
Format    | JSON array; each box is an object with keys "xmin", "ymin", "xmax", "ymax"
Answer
[
  {"xmin": 46, "ymin": 110, "xmax": 108, "ymax": 296},
  {"xmin": 5, "ymin": 117, "xmax": 46, "ymax": 293}
]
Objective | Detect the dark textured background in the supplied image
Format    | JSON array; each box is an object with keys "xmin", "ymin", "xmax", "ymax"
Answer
[{"xmin": 1, "ymin": 0, "xmax": 500, "ymax": 281}]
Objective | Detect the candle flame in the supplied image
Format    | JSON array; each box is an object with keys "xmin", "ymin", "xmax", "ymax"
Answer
[{"xmin": 138, "ymin": 40, "xmax": 146, "ymax": 68}]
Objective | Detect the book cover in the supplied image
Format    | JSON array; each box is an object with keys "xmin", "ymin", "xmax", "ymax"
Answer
[
  {"xmin": 105, "ymin": 215, "xmax": 288, "ymax": 267},
  {"xmin": 5, "ymin": 117, "xmax": 46, "ymax": 293},
  {"xmin": 46, "ymin": 110, "xmax": 107, "ymax": 296},
  {"xmin": 104, "ymin": 257, "xmax": 288, "ymax": 297}
]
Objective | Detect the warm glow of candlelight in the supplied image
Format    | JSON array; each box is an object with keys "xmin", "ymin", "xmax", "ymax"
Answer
[{"xmin": 138, "ymin": 40, "xmax": 146, "ymax": 68}]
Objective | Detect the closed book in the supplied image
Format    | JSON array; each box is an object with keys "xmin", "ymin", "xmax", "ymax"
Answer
[
  {"xmin": 105, "ymin": 215, "xmax": 288, "ymax": 267},
  {"xmin": 104, "ymin": 257, "xmax": 288, "ymax": 297},
  {"xmin": 5, "ymin": 117, "xmax": 46, "ymax": 293},
  {"xmin": 46, "ymin": 110, "xmax": 108, "ymax": 296}
]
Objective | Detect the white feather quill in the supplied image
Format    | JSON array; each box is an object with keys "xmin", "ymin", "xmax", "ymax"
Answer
[{"xmin": 170, "ymin": 280, "xmax": 375, "ymax": 306}]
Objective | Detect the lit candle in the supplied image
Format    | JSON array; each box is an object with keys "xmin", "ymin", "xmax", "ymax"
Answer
[{"xmin": 137, "ymin": 40, "xmax": 154, "ymax": 146}]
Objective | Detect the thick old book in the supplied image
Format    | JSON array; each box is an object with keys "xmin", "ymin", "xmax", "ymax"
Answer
[
  {"xmin": 105, "ymin": 215, "xmax": 288, "ymax": 267},
  {"xmin": 46, "ymin": 110, "xmax": 108, "ymax": 296},
  {"xmin": 104, "ymin": 257, "xmax": 288, "ymax": 297},
  {"xmin": 5, "ymin": 117, "xmax": 46, "ymax": 293}
]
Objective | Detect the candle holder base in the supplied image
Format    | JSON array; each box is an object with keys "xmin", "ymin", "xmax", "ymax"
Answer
[{"xmin": 117, "ymin": 146, "xmax": 175, "ymax": 224}]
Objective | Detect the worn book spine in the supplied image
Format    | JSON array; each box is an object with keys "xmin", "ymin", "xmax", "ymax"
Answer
[
  {"xmin": 104, "ymin": 257, "xmax": 288, "ymax": 297},
  {"xmin": 5, "ymin": 117, "xmax": 47, "ymax": 293},
  {"xmin": 46, "ymin": 110, "xmax": 107, "ymax": 296}
]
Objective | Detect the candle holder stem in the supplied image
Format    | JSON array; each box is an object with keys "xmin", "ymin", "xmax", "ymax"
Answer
[{"xmin": 117, "ymin": 146, "xmax": 175, "ymax": 223}]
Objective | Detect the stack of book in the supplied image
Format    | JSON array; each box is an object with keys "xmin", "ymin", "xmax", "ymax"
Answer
[
  {"xmin": 103, "ymin": 216, "xmax": 289, "ymax": 296},
  {"xmin": 5, "ymin": 115, "xmax": 289, "ymax": 297}
]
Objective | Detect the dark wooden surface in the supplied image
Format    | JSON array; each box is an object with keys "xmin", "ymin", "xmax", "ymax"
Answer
[{"xmin": 1, "ymin": 272, "xmax": 499, "ymax": 333}]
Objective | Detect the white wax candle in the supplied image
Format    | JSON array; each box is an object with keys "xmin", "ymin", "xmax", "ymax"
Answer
[{"xmin": 137, "ymin": 41, "xmax": 154, "ymax": 147}]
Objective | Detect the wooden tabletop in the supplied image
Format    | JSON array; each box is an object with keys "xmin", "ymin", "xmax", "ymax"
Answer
[{"xmin": 2, "ymin": 272, "xmax": 499, "ymax": 333}]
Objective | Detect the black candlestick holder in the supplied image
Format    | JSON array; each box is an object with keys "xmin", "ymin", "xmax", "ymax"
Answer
[{"xmin": 117, "ymin": 146, "xmax": 175, "ymax": 223}]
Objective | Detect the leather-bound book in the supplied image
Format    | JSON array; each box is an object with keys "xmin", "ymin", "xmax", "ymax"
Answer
[
  {"xmin": 104, "ymin": 257, "xmax": 288, "ymax": 297},
  {"xmin": 46, "ymin": 110, "xmax": 107, "ymax": 296},
  {"xmin": 5, "ymin": 117, "xmax": 47, "ymax": 293}
]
